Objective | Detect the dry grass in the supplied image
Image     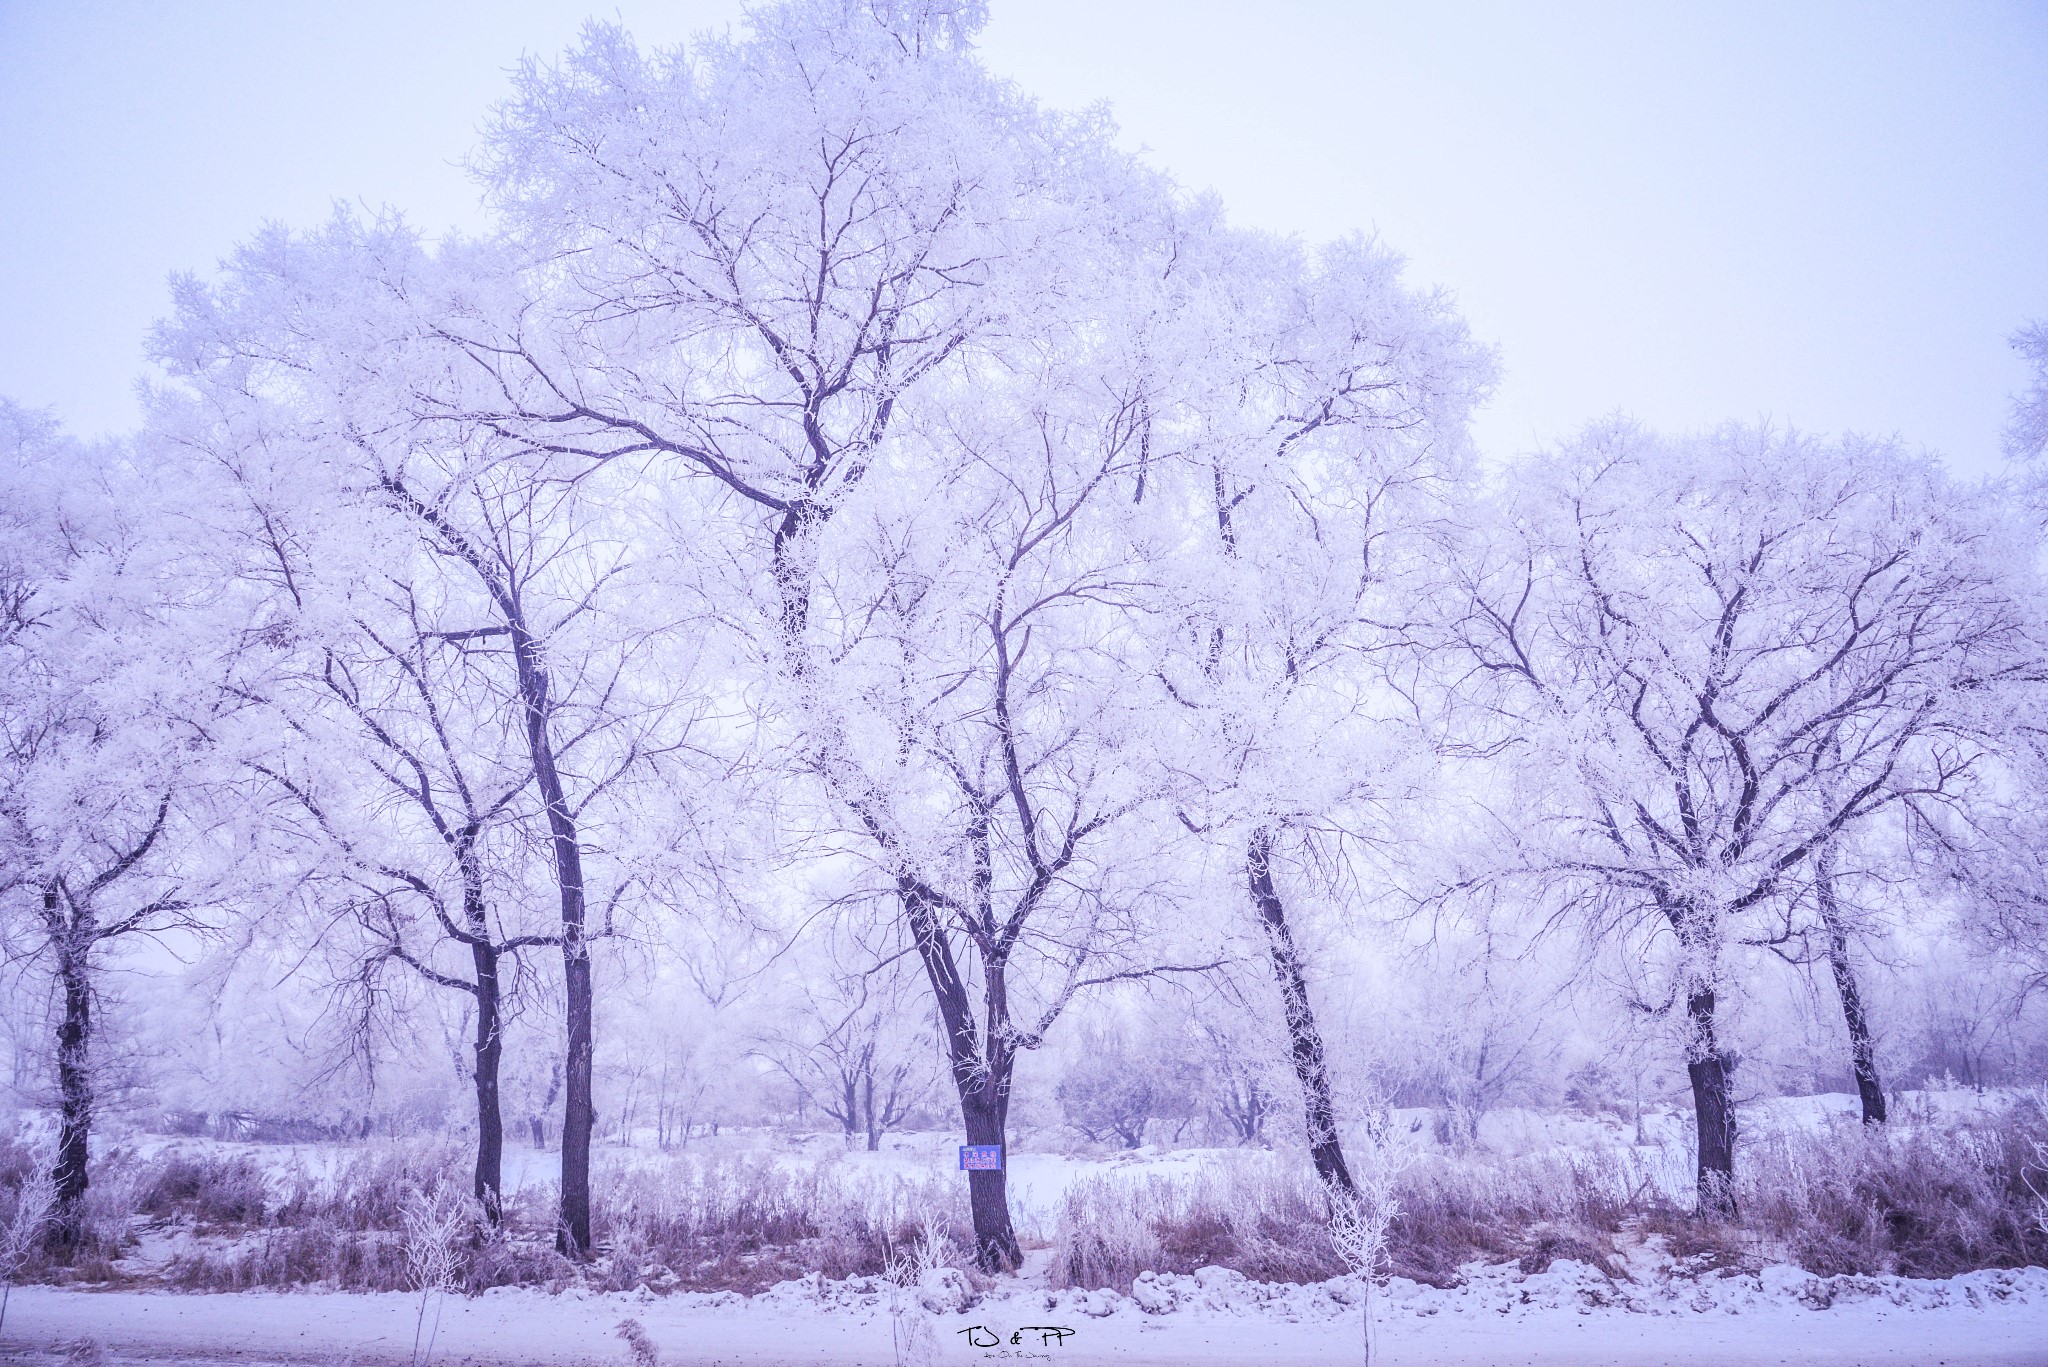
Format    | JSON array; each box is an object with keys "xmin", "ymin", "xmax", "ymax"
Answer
[
  {"xmin": 1741, "ymin": 1108, "xmax": 2048, "ymax": 1277},
  {"xmin": 1053, "ymin": 1158, "xmax": 1347, "ymax": 1291},
  {"xmin": 1, "ymin": 1135, "xmax": 968, "ymax": 1296},
  {"xmin": 3, "ymin": 1096, "xmax": 2041, "ymax": 1298},
  {"xmin": 1051, "ymin": 1097, "xmax": 2048, "ymax": 1291},
  {"xmin": 592, "ymin": 1152, "xmax": 968, "ymax": 1292}
]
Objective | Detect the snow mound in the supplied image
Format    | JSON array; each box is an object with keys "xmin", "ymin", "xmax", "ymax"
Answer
[
  {"xmin": 916, "ymin": 1266, "xmax": 974, "ymax": 1315},
  {"xmin": 879, "ymin": 1260, "xmax": 2048, "ymax": 1331}
]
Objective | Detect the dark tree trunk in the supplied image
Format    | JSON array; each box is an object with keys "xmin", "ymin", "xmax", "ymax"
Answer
[
  {"xmin": 860, "ymin": 1074, "xmax": 882, "ymax": 1152},
  {"xmin": 49, "ymin": 904, "xmax": 91, "ymax": 1258},
  {"xmin": 508, "ymin": 622, "xmax": 594, "ymax": 1258},
  {"xmin": 959, "ymin": 1072, "xmax": 1019, "ymax": 1270},
  {"xmin": 900, "ymin": 882, "xmax": 1021, "ymax": 1271},
  {"xmin": 1247, "ymin": 827, "xmax": 1358, "ymax": 1204},
  {"xmin": 1684, "ymin": 986, "xmax": 1739, "ymax": 1216},
  {"xmin": 532, "ymin": 1057, "xmax": 561, "ymax": 1150},
  {"xmin": 469, "ymin": 935, "xmax": 506, "ymax": 1222},
  {"xmin": 557, "ymin": 937, "xmax": 594, "ymax": 1257},
  {"xmin": 777, "ymin": 506, "xmax": 1025, "ymax": 1263},
  {"xmin": 1815, "ymin": 858, "xmax": 1886, "ymax": 1124},
  {"xmin": 1225, "ymin": 1076, "xmax": 1269, "ymax": 1145}
]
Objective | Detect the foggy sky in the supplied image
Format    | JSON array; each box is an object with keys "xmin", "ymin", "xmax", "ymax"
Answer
[{"xmin": 1, "ymin": 0, "xmax": 2043, "ymax": 474}]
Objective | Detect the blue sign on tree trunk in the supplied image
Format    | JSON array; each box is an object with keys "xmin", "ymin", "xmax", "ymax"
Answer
[{"xmin": 959, "ymin": 1144, "xmax": 1003, "ymax": 1171}]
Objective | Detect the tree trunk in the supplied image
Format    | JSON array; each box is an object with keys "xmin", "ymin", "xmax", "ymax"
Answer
[
  {"xmin": 1815, "ymin": 858, "xmax": 1886, "ymax": 1124},
  {"xmin": 558, "ymin": 942, "xmax": 593, "ymax": 1256},
  {"xmin": 49, "ymin": 908, "xmax": 91, "ymax": 1259},
  {"xmin": 777, "ymin": 505, "xmax": 1026, "ymax": 1260},
  {"xmin": 508, "ymin": 623, "xmax": 595, "ymax": 1258},
  {"xmin": 532, "ymin": 1057, "xmax": 561, "ymax": 1151},
  {"xmin": 900, "ymin": 881, "xmax": 1021, "ymax": 1271},
  {"xmin": 1684, "ymin": 986, "xmax": 1738, "ymax": 1216},
  {"xmin": 1227, "ymin": 1076, "xmax": 1269, "ymax": 1145},
  {"xmin": 959, "ymin": 1072, "xmax": 1020, "ymax": 1270},
  {"xmin": 1247, "ymin": 827, "xmax": 1358, "ymax": 1204},
  {"xmin": 469, "ymin": 936, "xmax": 506, "ymax": 1222}
]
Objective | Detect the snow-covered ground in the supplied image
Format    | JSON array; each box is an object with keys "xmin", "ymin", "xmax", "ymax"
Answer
[{"xmin": 9, "ymin": 1260, "xmax": 2048, "ymax": 1365}]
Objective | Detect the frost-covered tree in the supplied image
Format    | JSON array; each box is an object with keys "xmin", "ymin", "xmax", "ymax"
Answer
[
  {"xmin": 2004, "ymin": 320, "xmax": 2048, "ymax": 465},
  {"xmin": 176, "ymin": 435, "xmax": 574, "ymax": 1220},
  {"xmin": 151, "ymin": 218, "xmax": 694, "ymax": 1249},
  {"xmin": 1452, "ymin": 425, "xmax": 2032, "ymax": 1211},
  {"xmin": 434, "ymin": 1, "xmax": 1195, "ymax": 1269},
  {"xmin": 757, "ymin": 923, "xmax": 938, "ymax": 1151},
  {"xmin": 1182, "ymin": 985, "xmax": 1281, "ymax": 1146},
  {"xmin": 1929, "ymin": 689, "xmax": 2048, "ymax": 1001},
  {"xmin": 1955, "ymin": 324, "xmax": 2048, "ymax": 987},
  {"xmin": 1139, "ymin": 223, "xmax": 1490, "ymax": 1202},
  {"xmin": 790, "ymin": 312, "xmax": 1220, "ymax": 1263},
  {"xmin": 0, "ymin": 403, "xmax": 235, "ymax": 1254},
  {"xmin": 1053, "ymin": 1007, "xmax": 1209, "ymax": 1149}
]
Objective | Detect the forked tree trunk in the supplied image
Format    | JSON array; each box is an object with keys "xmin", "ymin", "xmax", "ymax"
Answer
[
  {"xmin": 1684, "ymin": 986, "xmax": 1739, "ymax": 1217},
  {"xmin": 901, "ymin": 882, "xmax": 1022, "ymax": 1270},
  {"xmin": 508, "ymin": 623, "xmax": 594, "ymax": 1257},
  {"xmin": 1247, "ymin": 827, "xmax": 1358, "ymax": 1204},
  {"xmin": 49, "ymin": 905, "xmax": 92, "ymax": 1258},
  {"xmin": 386, "ymin": 477, "xmax": 596, "ymax": 1249},
  {"xmin": 1815, "ymin": 857, "xmax": 1887, "ymax": 1124},
  {"xmin": 776, "ymin": 511, "xmax": 1025, "ymax": 1264},
  {"xmin": 1225, "ymin": 1076, "xmax": 1269, "ymax": 1145}
]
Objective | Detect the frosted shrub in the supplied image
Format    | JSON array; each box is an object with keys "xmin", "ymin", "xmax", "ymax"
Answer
[
  {"xmin": 153, "ymin": 1138, "xmax": 537, "ymax": 1293},
  {"xmin": 1050, "ymin": 1111, "xmax": 2048, "ymax": 1294},
  {"xmin": 1056, "ymin": 1144, "xmax": 1654, "ymax": 1292},
  {"xmin": 615, "ymin": 1318, "xmax": 660, "ymax": 1367},
  {"xmin": 0, "ymin": 1147, "xmax": 55, "ymax": 1331},
  {"xmin": 1390, "ymin": 1147, "xmax": 1644, "ymax": 1285},
  {"xmin": 43, "ymin": 1101, "xmax": 2048, "ymax": 1300}
]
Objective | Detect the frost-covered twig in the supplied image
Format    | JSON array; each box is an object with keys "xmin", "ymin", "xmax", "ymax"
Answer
[
  {"xmin": 2025, "ymin": 1096, "xmax": 2048, "ymax": 1241},
  {"xmin": 1328, "ymin": 1105, "xmax": 1411, "ymax": 1367},
  {"xmin": 883, "ymin": 1208, "xmax": 950, "ymax": 1367},
  {"xmin": 402, "ymin": 1187, "xmax": 474, "ymax": 1367}
]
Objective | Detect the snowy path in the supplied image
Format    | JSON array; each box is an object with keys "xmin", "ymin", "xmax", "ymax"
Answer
[{"xmin": 6, "ymin": 1282, "xmax": 2047, "ymax": 1367}]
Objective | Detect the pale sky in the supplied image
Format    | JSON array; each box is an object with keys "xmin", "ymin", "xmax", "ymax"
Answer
[{"xmin": 2, "ymin": 0, "xmax": 2043, "ymax": 474}]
